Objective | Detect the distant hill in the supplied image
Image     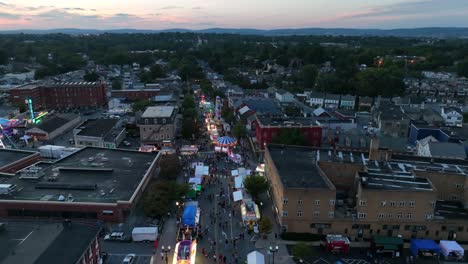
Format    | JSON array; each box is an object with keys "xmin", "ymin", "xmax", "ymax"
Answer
[{"xmin": 1, "ymin": 27, "xmax": 468, "ymax": 38}]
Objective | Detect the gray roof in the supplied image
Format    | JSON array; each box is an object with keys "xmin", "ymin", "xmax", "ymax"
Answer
[
  {"xmin": 0, "ymin": 220, "xmax": 100, "ymax": 264},
  {"xmin": 309, "ymin": 92, "xmax": 325, "ymax": 99},
  {"xmin": 267, "ymin": 145, "xmax": 332, "ymax": 189},
  {"xmin": 428, "ymin": 142, "xmax": 467, "ymax": 159},
  {"xmin": 76, "ymin": 118, "xmax": 119, "ymax": 138},
  {"xmin": 379, "ymin": 103, "xmax": 408, "ymax": 121},
  {"xmin": 142, "ymin": 106, "xmax": 176, "ymax": 118},
  {"xmin": 35, "ymin": 114, "xmax": 79, "ymax": 133},
  {"xmin": 325, "ymin": 94, "xmax": 340, "ymax": 100},
  {"xmin": 341, "ymin": 94, "xmax": 355, "ymax": 101},
  {"xmin": 0, "ymin": 149, "xmax": 37, "ymax": 169},
  {"xmin": 244, "ymin": 98, "xmax": 283, "ymax": 116}
]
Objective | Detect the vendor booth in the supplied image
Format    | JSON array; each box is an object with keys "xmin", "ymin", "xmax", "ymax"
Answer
[
  {"xmin": 371, "ymin": 235, "xmax": 403, "ymax": 258},
  {"xmin": 180, "ymin": 145, "xmax": 199, "ymax": 155},
  {"xmin": 194, "ymin": 165, "xmax": 209, "ymax": 178},
  {"xmin": 247, "ymin": 251, "xmax": 265, "ymax": 264},
  {"xmin": 410, "ymin": 239, "xmax": 440, "ymax": 258},
  {"xmin": 234, "ymin": 175, "xmax": 245, "ymax": 189},
  {"xmin": 178, "ymin": 202, "xmax": 201, "ymax": 241},
  {"xmin": 439, "ymin": 240, "xmax": 464, "ymax": 261}
]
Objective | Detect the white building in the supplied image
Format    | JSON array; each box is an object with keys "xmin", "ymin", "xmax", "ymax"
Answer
[
  {"xmin": 308, "ymin": 92, "xmax": 324, "ymax": 107},
  {"xmin": 440, "ymin": 107, "xmax": 463, "ymax": 127},
  {"xmin": 275, "ymin": 89, "xmax": 294, "ymax": 103}
]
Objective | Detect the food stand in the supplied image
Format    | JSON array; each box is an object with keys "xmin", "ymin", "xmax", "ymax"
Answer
[
  {"xmin": 371, "ymin": 235, "xmax": 403, "ymax": 258},
  {"xmin": 322, "ymin": 234, "xmax": 350, "ymax": 253},
  {"xmin": 439, "ymin": 240, "xmax": 464, "ymax": 261},
  {"xmin": 410, "ymin": 239, "xmax": 440, "ymax": 258},
  {"xmin": 241, "ymin": 199, "xmax": 261, "ymax": 227}
]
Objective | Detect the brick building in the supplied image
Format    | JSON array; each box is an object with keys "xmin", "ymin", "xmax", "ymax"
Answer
[
  {"xmin": 111, "ymin": 89, "xmax": 161, "ymax": 101},
  {"xmin": 0, "ymin": 147, "xmax": 160, "ymax": 222},
  {"xmin": 255, "ymin": 116, "xmax": 322, "ymax": 149},
  {"xmin": 265, "ymin": 141, "xmax": 468, "ymax": 241},
  {"xmin": 9, "ymin": 82, "xmax": 107, "ymax": 110},
  {"xmin": 138, "ymin": 106, "xmax": 177, "ymax": 147}
]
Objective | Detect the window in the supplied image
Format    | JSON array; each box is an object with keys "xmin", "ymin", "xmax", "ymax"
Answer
[
  {"xmin": 359, "ymin": 200, "xmax": 366, "ymax": 206},
  {"xmin": 315, "ymin": 200, "xmax": 320, "ymax": 206},
  {"xmin": 378, "ymin": 213, "xmax": 385, "ymax": 219},
  {"xmin": 380, "ymin": 201, "xmax": 386, "ymax": 207},
  {"xmin": 451, "ymin": 195, "xmax": 458, "ymax": 200},
  {"xmin": 144, "ymin": 119, "xmax": 149, "ymax": 125},
  {"xmin": 397, "ymin": 213, "xmax": 403, "ymax": 219},
  {"xmin": 430, "ymin": 201, "xmax": 436, "ymax": 208},
  {"xmin": 407, "ymin": 213, "xmax": 413, "ymax": 219},
  {"xmin": 328, "ymin": 211, "xmax": 334, "ymax": 218},
  {"xmin": 282, "ymin": 210, "xmax": 288, "ymax": 217},
  {"xmin": 282, "ymin": 198, "xmax": 288, "ymax": 205},
  {"xmin": 162, "ymin": 118, "xmax": 166, "ymax": 124},
  {"xmin": 425, "ymin": 213, "xmax": 433, "ymax": 220},
  {"xmin": 329, "ymin": 199, "xmax": 335, "ymax": 206},
  {"xmin": 387, "ymin": 213, "xmax": 393, "ymax": 219},
  {"xmin": 408, "ymin": 201, "xmax": 415, "ymax": 207},
  {"xmin": 399, "ymin": 201, "xmax": 405, "ymax": 207},
  {"xmin": 313, "ymin": 211, "xmax": 320, "ymax": 217},
  {"xmin": 390, "ymin": 201, "xmax": 396, "ymax": 207},
  {"xmin": 297, "ymin": 211, "xmax": 303, "ymax": 217},
  {"xmin": 358, "ymin": 212, "xmax": 366, "ymax": 219},
  {"xmin": 298, "ymin": 199, "xmax": 303, "ymax": 205},
  {"xmin": 455, "ymin": 183, "xmax": 463, "ymax": 189}
]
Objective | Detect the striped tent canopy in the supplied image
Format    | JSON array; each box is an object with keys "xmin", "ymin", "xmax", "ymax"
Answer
[{"xmin": 216, "ymin": 136, "xmax": 237, "ymax": 147}]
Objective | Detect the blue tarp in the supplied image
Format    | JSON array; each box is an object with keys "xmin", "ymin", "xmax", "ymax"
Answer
[
  {"xmin": 181, "ymin": 205, "xmax": 197, "ymax": 227},
  {"xmin": 410, "ymin": 239, "xmax": 440, "ymax": 256}
]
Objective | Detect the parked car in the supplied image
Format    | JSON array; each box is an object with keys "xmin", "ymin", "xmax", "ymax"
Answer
[
  {"xmin": 103, "ymin": 232, "xmax": 131, "ymax": 242},
  {"xmin": 123, "ymin": 141, "xmax": 131, "ymax": 146},
  {"xmin": 122, "ymin": 254, "xmax": 136, "ymax": 264}
]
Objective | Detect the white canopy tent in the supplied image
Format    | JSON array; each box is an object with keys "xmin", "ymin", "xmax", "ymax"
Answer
[
  {"xmin": 247, "ymin": 251, "xmax": 265, "ymax": 264},
  {"xmin": 235, "ymin": 175, "xmax": 245, "ymax": 189},
  {"xmin": 195, "ymin": 165, "xmax": 209, "ymax": 178},
  {"xmin": 439, "ymin": 240, "xmax": 464, "ymax": 259},
  {"xmin": 233, "ymin": 190, "xmax": 243, "ymax": 202},
  {"xmin": 231, "ymin": 169, "xmax": 239, "ymax": 177},
  {"xmin": 188, "ymin": 177, "xmax": 202, "ymax": 185}
]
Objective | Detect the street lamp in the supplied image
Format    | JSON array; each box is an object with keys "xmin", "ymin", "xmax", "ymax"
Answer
[
  {"xmin": 161, "ymin": 245, "xmax": 171, "ymax": 264},
  {"xmin": 269, "ymin": 245, "xmax": 279, "ymax": 264}
]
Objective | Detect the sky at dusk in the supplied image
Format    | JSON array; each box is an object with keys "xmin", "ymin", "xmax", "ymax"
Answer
[{"xmin": 0, "ymin": 0, "xmax": 467, "ymax": 30}]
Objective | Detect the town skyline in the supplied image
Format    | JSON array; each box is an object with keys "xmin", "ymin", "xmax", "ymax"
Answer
[{"xmin": 0, "ymin": 0, "xmax": 467, "ymax": 30}]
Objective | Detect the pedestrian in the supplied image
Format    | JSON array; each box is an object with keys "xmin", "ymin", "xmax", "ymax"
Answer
[
  {"xmin": 213, "ymin": 254, "xmax": 217, "ymax": 262},
  {"xmin": 223, "ymin": 256, "xmax": 227, "ymax": 263}
]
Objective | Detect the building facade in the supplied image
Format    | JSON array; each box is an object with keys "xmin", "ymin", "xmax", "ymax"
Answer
[
  {"xmin": 264, "ymin": 143, "xmax": 468, "ymax": 241},
  {"xmin": 138, "ymin": 106, "xmax": 177, "ymax": 146},
  {"xmin": 255, "ymin": 117, "xmax": 322, "ymax": 149},
  {"xmin": 10, "ymin": 82, "xmax": 107, "ymax": 110}
]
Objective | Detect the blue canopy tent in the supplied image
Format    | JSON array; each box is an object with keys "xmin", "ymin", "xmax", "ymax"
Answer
[
  {"xmin": 216, "ymin": 136, "xmax": 237, "ymax": 147},
  {"xmin": 410, "ymin": 239, "xmax": 440, "ymax": 257},
  {"xmin": 181, "ymin": 203, "xmax": 199, "ymax": 228}
]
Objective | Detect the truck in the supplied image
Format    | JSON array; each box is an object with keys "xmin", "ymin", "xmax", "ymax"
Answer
[{"xmin": 131, "ymin": 227, "xmax": 158, "ymax": 242}]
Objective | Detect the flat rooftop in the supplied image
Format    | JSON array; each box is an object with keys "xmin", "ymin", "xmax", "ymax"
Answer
[
  {"xmin": 0, "ymin": 149, "xmax": 37, "ymax": 170},
  {"xmin": 1, "ymin": 147, "xmax": 158, "ymax": 203},
  {"xmin": 76, "ymin": 118, "xmax": 119, "ymax": 138},
  {"xmin": 267, "ymin": 145, "xmax": 332, "ymax": 189},
  {"xmin": 358, "ymin": 171, "xmax": 433, "ymax": 191},
  {"xmin": 257, "ymin": 116, "xmax": 319, "ymax": 127},
  {"xmin": 0, "ymin": 220, "xmax": 100, "ymax": 264},
  {"xmin": 141, "ymin": 106, "xmax": 176, "ymax": 118}
]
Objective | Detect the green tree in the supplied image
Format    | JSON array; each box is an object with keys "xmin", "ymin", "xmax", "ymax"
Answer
[
  {"xmin": 181, "ymin": 118, "xmax": 198, "ymax": 140},
  {"xmin": 139, "ymin": 71, "xmax": 153, "ymax": 83},
  {"xmin": 356, "ymin": 67, "xmax": 405, "ymax": 97},
  {"xmin": 301, "ymin": 64, "xmax": 319, "ymax": 89},
  {"xmin": 243, "ymin": 175, "xmax": 269, "ymax": 200},
  {"xmin": 284, "ymin": 105, "xmax": 301, "ymax": 117},
  {"xmin": 182, "ymin": 95, "xmax": 196, "ymax": 109},
  {"xmin": 132, "ymin": 100, "xmax": 154, "ymax": 113},
  {"xmin": 150, "ymin": 64, "xmax": 165, "ymax": 79},
  {"xmin": 232, "ymin": 121, "xmax": 247, "ymax": 139},
  {"xmin": 159, "ymin": 154, "xmax": 181, "ymax": 180},
  {"xmin": 221, "ymin": 106, "xmax": 235, "ymax": 124},
  {"xmin": 112, "ymin": 78, "xmax": 123, "ymax": 90},
  {"xmin": 292, "ymin": 243, "xmax": 310, "ymax": 260},
  {"xmin": 258, "ymin": 217, "xmax": 273, "ymax": 235},
  {"xmin": 84, "ymin": 71, "xmax": 99, "ymax": 82},
  {"xmin": 457, "ymin": 59, "xmax": 468, "ymax": 78},
  {"xmin": 143, "ymin": 181, "xmax": 190, "ymax": 218},
  {"xmin": 272, "ymin": 128, "xmax": 307, "ymax": 146}
]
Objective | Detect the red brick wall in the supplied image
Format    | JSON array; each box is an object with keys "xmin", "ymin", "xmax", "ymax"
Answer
[
  {"xmin": 9, "ymin": 87, "xmax": 43, "ymax": 110},
  {"xmin": 255, "ymin": 124, "xmax": 322, "ymax": 149},
  {"xmin": 111, "ymin": 90, "xmax": 160, "ymax": 101}
]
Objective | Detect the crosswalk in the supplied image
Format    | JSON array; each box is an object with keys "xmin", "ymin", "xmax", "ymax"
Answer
[{"xmin": 341, "ymin": 259, "xmax": 370, "ymax": 264}]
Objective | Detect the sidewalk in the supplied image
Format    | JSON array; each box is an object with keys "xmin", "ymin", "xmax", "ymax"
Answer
[{"xmin": 153, "ymin": 217, "xmax": 177, "ymax": 264}]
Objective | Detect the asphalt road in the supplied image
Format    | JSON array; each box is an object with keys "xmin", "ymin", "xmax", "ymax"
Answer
[{"xmin": 104, "ymin": 253, "xmax": 152, "ymax": 264}]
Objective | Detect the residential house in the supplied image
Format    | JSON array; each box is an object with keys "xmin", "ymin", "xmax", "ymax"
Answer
[
  {"xmin": 440, "ymin": 107, "xmax": 463, "ymax": 127},
  {"xmin": 358, "ymin": 96, "xmax": 373, "ymax": 110},
  {"xmin": 324, "ymin": 94, "xmax": 340, "ymax": 109},
  {"xmin": 138, "ymin": 106, "xmax": 177, "ymax": 146},
  {"xmin": 308, "ymin": 92, "xmax": 325, "ymax": 107},
  {"xmin": 275, "ymin": 89, "xmax": 294, "ymax": 103},
  {"xmin": 374, "ymin": 102, "xmax": 410, "ymax": 138},
  {"xmin": 340, "ymin": 95, "xmax": 356, "ymax": 109}
]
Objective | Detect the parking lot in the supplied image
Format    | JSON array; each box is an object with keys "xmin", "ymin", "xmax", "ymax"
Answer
[{"xmin": 104, "ymin": 253, "xmax": 152, "ymax": 264}]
